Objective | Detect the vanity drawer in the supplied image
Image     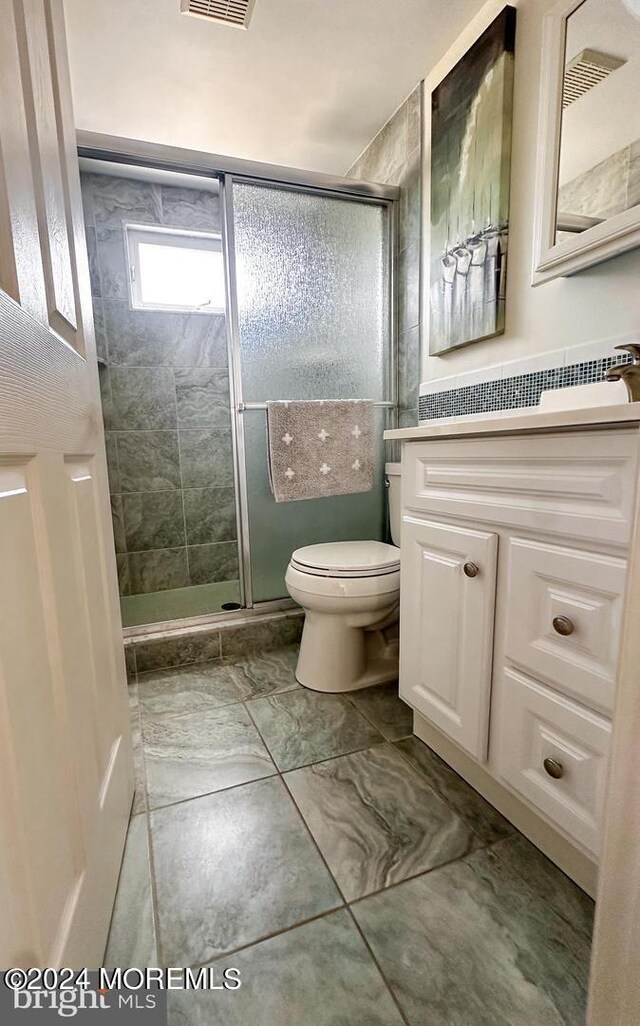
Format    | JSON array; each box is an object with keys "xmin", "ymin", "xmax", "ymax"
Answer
[
  {"xmin": 402, "ymin": 430, "xmax": 638, "ymax": 546},
  {"xmin": 492, "ymin": 668, "xmax": 611, "ymax": 856},
  {"xmin": 504, "ymin": 538, "xmax": 626, "ymax": 714}
]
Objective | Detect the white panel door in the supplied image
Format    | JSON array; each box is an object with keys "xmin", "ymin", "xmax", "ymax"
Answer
[
  {"xmin": 0, "ymin": 0, "xmax": 133, "ymax": 968},
  {"xmin": 399, "ymin": 516, "xmax": 498, "ymax": 759}
]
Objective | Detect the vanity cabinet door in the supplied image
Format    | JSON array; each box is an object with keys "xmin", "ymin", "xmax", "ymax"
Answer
[{"xmin": 399, "ymin": 517, "xmax": 498, "ymax": 760}]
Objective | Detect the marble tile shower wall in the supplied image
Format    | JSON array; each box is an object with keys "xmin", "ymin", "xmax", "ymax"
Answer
[
  {"xmin": 81, "ymin": 173, "xmax": 238, "ymax": 597},
  {"xmin": 347, "ymin": 84, "xmax": 422, "ymax": 430}
]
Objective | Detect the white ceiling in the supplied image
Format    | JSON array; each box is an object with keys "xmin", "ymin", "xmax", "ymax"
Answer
[{"xmin": 63, "ymin": 0, "xmax": 485, "ymax": 176}]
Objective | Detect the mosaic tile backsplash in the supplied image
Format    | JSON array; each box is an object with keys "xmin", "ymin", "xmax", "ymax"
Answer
[{"xmin": 419, "ymin": 352, "xmax": 633, "ymax": 421}]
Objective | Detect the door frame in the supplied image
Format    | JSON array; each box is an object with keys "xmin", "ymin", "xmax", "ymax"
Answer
[{"xmin": 78, "ymin": 134, "xmax": 399, "ymax": 612}]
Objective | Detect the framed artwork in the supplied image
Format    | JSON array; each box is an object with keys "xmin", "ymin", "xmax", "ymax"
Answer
[{"xmin": 429, "ymin": 6, "xmax": 516, "ymax": 354}]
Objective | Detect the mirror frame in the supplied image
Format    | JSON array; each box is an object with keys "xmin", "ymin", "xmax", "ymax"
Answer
[{"xmin": 532, "ymin": 0, "xmax": 640, "ymax": 285}]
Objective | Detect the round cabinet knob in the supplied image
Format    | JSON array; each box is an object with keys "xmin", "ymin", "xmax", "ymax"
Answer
[
  {"xmin": 543, "ymin": 757, "xmax": 564, "ymax": 780},
  {"xmin": 552, "ymin": 615, "xmax": 574, "ymax": 637},
  {"xmin": 463, "ymin": 562, "xmax": 479, "ymax": 578}
]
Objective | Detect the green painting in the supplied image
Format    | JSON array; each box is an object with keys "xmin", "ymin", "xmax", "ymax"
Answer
[{"xmin": 429, "ymin": 7, "xmax": 516, "ymax": 354}]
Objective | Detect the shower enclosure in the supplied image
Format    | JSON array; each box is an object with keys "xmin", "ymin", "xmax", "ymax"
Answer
[{"xmin": 79, "ymin": 145, "xmax": 397, "ymax": 630}]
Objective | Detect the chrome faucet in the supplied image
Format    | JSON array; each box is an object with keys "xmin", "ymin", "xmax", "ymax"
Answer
[{"xmin": 605, "ymin": 343, "xmax": 640, "ymax": 402}]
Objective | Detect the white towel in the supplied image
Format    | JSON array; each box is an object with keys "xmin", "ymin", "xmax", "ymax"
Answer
[{"xmin": 266, "ymin": 400, "xmax": 374, "ymax": 502}]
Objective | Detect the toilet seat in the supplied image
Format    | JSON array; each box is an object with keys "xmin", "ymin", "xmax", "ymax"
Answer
[{"xmin": 290, "ymin": 540, "xmax": 400, "ymax": 579}]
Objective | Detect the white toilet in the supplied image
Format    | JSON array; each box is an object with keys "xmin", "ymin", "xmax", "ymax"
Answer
[{"xmin": 285, "ymin": 463, "xmax": 401, "ymax": 693}]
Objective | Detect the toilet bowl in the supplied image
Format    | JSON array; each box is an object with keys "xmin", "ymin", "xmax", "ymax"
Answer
[{"xmin": 285, "ymin": 464, "xmax": 401, "ymax": 693}]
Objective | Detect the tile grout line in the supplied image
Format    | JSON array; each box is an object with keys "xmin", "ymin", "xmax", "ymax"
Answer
[
  {"xmin": 117, "ymin": 648, "xmax": 593, "ymax": 1009},
  {"xmin": 130, "ymin": 652, "xmax": 498, "ymax": 975},
  {"xmin": 344, "ymin": 904, "xmax": 413, "ymax": 1026},
  {"xmin": 179, "ymin": 906, "xmax": 345, "ymax": 972},
  {"xmin": 135, "ymin": 681, "xmax": 165, "ymax": 968}
]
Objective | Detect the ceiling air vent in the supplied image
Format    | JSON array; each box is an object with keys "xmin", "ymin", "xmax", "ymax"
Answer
[
  {"xmin": 562, "ymin": 48, "xmax": 626, "ymax": 108},
  {"xmin": 180, "ymin": 0, "xmax": 257, "ymax": 29}
]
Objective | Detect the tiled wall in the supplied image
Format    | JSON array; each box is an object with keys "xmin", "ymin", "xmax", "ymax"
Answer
[
  {"xmin": 81, "ymin": 173, "xmax": 238, "ymax": 598},
  {"xmin": 558, "ymin": 139, "xmax": 640, "ymax": 225},
  {"xmin": 347, "ymin": 85, "xmax": 422, "ymax": 430},
  {"xmin": 126, "ymin": 610, "xmax": 304, "ymax": 675}
]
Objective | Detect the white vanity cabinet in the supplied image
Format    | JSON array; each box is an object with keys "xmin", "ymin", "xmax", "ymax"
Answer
[
  {"xmin": 389, "ymin": 409, "xmax": 640, "ymax": 892},
  {"xmin": 400, "ymin": 517, "xmax": 497, "ymax": 760}
]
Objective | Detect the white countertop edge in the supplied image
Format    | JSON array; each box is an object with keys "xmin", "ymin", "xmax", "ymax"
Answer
[{"xmin": 385, "ymin": 402, "xmax": 640, "ymax": 441}]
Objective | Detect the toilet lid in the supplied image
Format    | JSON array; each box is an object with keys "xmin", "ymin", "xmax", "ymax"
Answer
[{"xmin": 291, "ymin": 541, "xmax": 400, "ymax": 578}]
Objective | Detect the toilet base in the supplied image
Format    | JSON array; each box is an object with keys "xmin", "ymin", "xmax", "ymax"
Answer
[
  {"xmin": 296, "ymin": 654, "xmax": 398, "ymax": 693},
  {"xmin": 295, "ymin": 620, "xmax": 399, "ymax": 694}
]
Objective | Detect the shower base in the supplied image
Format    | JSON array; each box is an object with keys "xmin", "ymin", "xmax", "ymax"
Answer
[{"xmin": 120, "ymin": 580, "xmax": 242, "ymax": 628}]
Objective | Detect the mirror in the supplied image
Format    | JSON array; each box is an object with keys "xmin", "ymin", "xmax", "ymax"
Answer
[
  {"xmin": 556, "ymin": 0, "xmax": 640, "ymax": 241},
  {"xmin": 533, "ymin": 0, "xmax": 640, "ymax": 282}
]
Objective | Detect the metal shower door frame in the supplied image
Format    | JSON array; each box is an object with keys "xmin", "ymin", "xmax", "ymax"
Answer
[
  {"xmin": 221, "ymin": 172, "xmax": 398, "ymax": 610},
  {"xmin": 76, "ymin": 132, "xmax": 398, "ymax": 615}
]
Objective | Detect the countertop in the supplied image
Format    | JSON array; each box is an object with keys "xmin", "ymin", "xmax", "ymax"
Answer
[{"xmin": 384, "ymin": 402, "xmax": 640, "ymax": 442}]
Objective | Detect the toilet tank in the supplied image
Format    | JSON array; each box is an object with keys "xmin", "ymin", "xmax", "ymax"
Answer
[{"xmin": 385, "ymin": 462, "xmax": 402, "ymax": 547}]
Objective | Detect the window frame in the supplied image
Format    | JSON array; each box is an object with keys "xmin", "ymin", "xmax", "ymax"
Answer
[{"xmin": 125, "ymin": 223, "xmax": 225, "ymax": 315}]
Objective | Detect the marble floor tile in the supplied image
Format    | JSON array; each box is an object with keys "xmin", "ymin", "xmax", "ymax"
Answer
[
  {"xmin": 394, "ymin": 735, "xmax": 514, "ymax": 846},
  {"xmin": 487, "ymin": 833, "xmax": 595, "ymax": 940},
  {"xmin": 104, "ymin": 816, "xmax": 157, "ymax": 968},
  {"xmin": 285, "ymin": 743, "xmax": 476, "ymax": 901},
  {"xmin": 137, "ymin": 662, "xmax": 244, "ymax": 718},
  {"xmin": 228, "ymin": 645, "xmax": 301, "ymax": 700},
  {"xmin": 151, "ymin": 777, "xmax": 341, "ymax": 964},
  {"xmin": 143, "ymin": 703, "xmax": 275, "ymax": 809},
  {"xmin": 247, "ymin": 688, "xmax": 382, "ymax": 771},
  {"xmin": 349, "ymin": 681, "xmax": 413, "ymax": 741},
  {"xmin": 353, "ymin": 844, "xmax": 591, "ymax": 1026},
  {"xmin": 167, "ymin": 910, "xmax": 405, "ymax": 1026}
]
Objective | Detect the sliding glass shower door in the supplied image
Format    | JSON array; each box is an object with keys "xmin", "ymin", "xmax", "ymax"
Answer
[{"xmin": 228, "ymin": 180, "xmax": 394, "ymax": 603}]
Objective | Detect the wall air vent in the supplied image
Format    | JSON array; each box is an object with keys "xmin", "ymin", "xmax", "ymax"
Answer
[
  {"xmin": 180, "ymin": 0, "xmax": 256, "ymax": 29},
  {"xmin": 562, "ymin": 48, "xmax": 626, "ymax": 108}
]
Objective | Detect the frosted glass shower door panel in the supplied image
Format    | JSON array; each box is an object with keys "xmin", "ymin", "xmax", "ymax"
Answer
[{"xmin": 232, "ymin": 182, "xmax": 391, "ymax": 602}]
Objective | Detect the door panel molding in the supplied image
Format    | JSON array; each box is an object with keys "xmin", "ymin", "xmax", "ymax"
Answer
[{"xmin": 0, "ymin": 0, "xmax": 132, "ymax": 968}]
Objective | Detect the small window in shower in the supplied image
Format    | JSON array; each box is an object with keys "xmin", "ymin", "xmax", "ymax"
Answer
[{"xmin": 126, "ymin": 225, "xmax": 225, "ymax": 313}]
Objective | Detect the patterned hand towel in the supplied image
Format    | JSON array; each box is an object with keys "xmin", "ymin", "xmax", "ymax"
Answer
[{"xmin": 266, "ymin": 400, "xmax": 374, "ymax": 502}]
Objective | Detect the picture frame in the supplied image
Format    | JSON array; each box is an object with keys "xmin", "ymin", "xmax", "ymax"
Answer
[{"xmin": 428, "ymin": 6, "xmax": 516, "ymax": 355}]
